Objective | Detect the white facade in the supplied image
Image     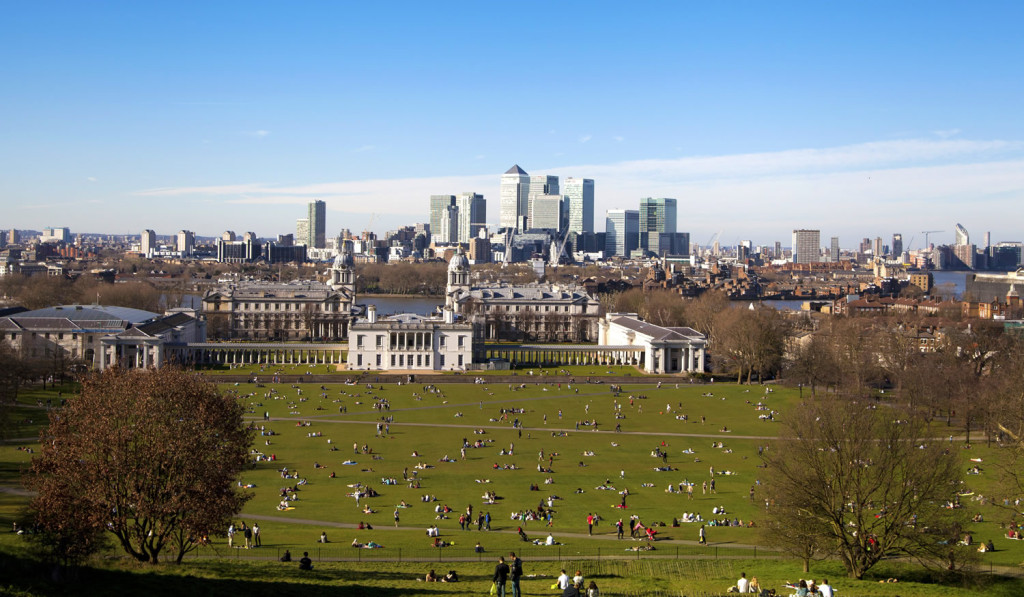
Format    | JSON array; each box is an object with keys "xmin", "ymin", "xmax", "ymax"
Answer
[
  {"xmin": 141, "ymin": 229, "xmax": 157, "ymax": 257},
  {"xmin": 598, "ymin": 313, "xmax": 706, "ymax": 374},
  {"xmin": 347, "ymin": 306, "xmax": 473, "ymax": 371},
  {"xmin": 530, "ymin": 194, "xmax": 563, "ymax": 231},
  {"xmin": 791, "ymin": 229, "xmax": 821, "ymax": 264}
]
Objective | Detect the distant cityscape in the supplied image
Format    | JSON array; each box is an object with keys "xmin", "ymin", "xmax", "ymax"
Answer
[{"xmin": 2, "ymin": 165, "xmax": 1020, "ymax": 275}]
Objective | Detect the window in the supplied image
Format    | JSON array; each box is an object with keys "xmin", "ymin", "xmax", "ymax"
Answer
[
  {"xmin": 357, "ymin": 354, "xmax": 363, "ymax": 366},
  {"xmin": 458, "ymin": 355, "xmax": 463, "ymax": 366},
  {"xmin": 391, "ymin": 355, "xmax": 396, "ymax": 367},
  {"xmin": 439, "ymin": 336, "xmax": 446, "ymax": 348},
  {"xmin": 356, "ymin": 335, "xmax": 364, "ymax": 348},
  {"xmin": 58, "ymin": 333, "xmax": 64, "ymax": 340},
  {"xmin": 376, "ymin": 336, "xmax": 383, "ymax": 348},
  {"xmin": 458, "ymin": 336, "xmax": 464, "ymax": 347},
  {"xmin": 417, "ymin": 354, "xmax": 422, "ymax": 367},
  {"xmin": 376, "ymin": 354, "xmax": 381, "ymax": 367},
  {"xmin": 424, "ymin": 355, "xmax": 430, "ymax": 367}
]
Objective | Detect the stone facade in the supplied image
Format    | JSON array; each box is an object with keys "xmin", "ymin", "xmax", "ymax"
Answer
[
  {"xmin": 598, "ymin": 313, "xmax": 706, "ymax": 374},
  {"xmin": 346, "ymin": 306, "xmax": 476, "ymax": 371}
]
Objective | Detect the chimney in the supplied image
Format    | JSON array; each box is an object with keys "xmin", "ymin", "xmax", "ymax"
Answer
[
  {"xmin": 443, "ymin": 306, "xmax": 454, "ymax": 324},
  {"xmin": 367, "ymin": 305, "xmax": 377, "ymax": 324}
]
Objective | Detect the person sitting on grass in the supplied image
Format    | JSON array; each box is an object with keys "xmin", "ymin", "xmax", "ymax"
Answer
[
  {"xmin": 298, "ymin": 551, "xmax": 313, "ymax": 571},
  {"xmin": 425, "ymin": 569, "xmax": 438, "ymax": 582}
]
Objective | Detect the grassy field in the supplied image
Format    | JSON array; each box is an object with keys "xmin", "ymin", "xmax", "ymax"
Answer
[{"xmin": 2, "ymin": 373, "xmax": 1023, "ymax": 596}]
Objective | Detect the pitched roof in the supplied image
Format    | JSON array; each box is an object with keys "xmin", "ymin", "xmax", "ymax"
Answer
[
  {"xmin": 504, "ymin": 164, "xmax": 527, "ymax": 175},
  {"xmin": 609, "ymin": 316, "xmax": 704, "ymax": 343}
]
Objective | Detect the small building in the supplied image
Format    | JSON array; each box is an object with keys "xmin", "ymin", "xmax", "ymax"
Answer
[
  {"xmin": 0, "ymin": 305, "xmax": 204, "ymax": 370},
  {"xmin": 598, "ymin": 313, "xmax": 706, "ymax": 374},
  {"xmin": 346, "ymin": 305, "xmax": 476, "ymax": 372}
]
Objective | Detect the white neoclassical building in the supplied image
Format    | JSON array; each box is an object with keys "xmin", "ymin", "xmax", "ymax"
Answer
[
  {"xmin": 598, "ymin": 313, "xmax": 706, "ymax": 374},
  {"xmin": 346, "ymin": 305, "xmax": 476, "ymax": 372}
]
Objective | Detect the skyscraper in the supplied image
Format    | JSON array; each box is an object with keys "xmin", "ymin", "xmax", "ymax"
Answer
[
  {"xmin": 530, "ymin": 194, "xmax": 563, "ymax": 231},
  {"xmin": 141, "ymin": 229, "xmax": 156, "ymax": 257},
  {"xmin": 892, "ymin": 234, "xmax": 903, "ymax": 258},
  {"xmin": 605, "ymin": 209, "xmax": 639, "ymax": 257},
  {"xmin": 955, "ymin": 223, "xmax": 970, "ymax": 246},
  {"xmin": 563, "ymin": 177, "xmax": 594, "ymax": 236},
  {"xmin": 296, "ymin": 218, "xmax": 309, "ymax": 246},
  {"xmin": 500, "ymin": 165, "xmax": 530, "ymax": 231},
  {"xmin": 791, "ymin": 229, "xmax": 821, "ymax": 264},
  {"xmin": 455, "ymin": 192, "xmax": 486, "ymax": 243},
  {"xmin": 639, "ymin": 197, "xmax": 677, "ymax": 256},
  {"xmin": 176, "ymin": 230, "xmax": 195, "ymax": 257},
  {"xmin": 830, "ymin": 236, "xmax": 840, "ymax": 262},
  {"xmin": 308, "ymin": 200, "xmax": 326, "ymax": 248},
  {"xmin": 527, "ymin": 175, "xmax": 559, "ymax": 229},
  {"xmin": 872, "ymin": 237, "xmax": 883, "ymax": 258},
  {"xmin": 429, "ymin": 195, "xmax": 456, "ymax": 243}
]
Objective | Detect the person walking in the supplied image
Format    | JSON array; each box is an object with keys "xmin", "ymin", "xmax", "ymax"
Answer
[
  {"xmin": 687, "ymin": 484, "xmax": 694, "ymax": 500},
  {"xmin": 615, "ymin": 519, "xmax": 624, "ymax": 539},
  {"xmin": 698, "ymin": 524, "xmax": 706, "ymax": 545},
  {"xmin": 492, "ymin": 555, "xmax": 510, "ymax": 597},
  {"xmin": 587, "ymin": 513, "xmax": 594, "ymax": 535},
  {"xmin": 509, "ymin": 551, "xmax": 523, "ymax": 597},
  {"xmin": 252, "ymin": 522, "xmax": 261, "ymax": 547},
  {"xmin": 394, "ymin": 508, "xmax": 400, "ymax": 527}
]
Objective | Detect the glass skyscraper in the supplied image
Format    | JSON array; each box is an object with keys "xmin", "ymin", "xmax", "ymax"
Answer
[
  {"xmin": 564, "ymin": 177, "xmax": 594, "ymax": 236},
  {"xmin": 639, "ymin": 197, "xmax": 677, "ymax": 255}
]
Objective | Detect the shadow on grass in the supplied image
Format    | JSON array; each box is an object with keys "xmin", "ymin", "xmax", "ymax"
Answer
[{"xmin": 0, "ymin": 547, "xmax": 488, "ymax": 597}]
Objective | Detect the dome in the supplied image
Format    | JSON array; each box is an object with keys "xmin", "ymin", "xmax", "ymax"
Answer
[
  {"xmin": 333, "ymin": 241, "xmax": 354, "ymax": 269},
  {"xmin": 448, "ymin": 250, "xmax": 469, "ymax": 273}
]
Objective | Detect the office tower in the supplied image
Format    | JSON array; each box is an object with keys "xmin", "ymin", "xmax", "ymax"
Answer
[
  {"xmin": 639, "ymin": 197, "xmax": 677, "ymax": 255},
  {"xmin": 455, "ymin": 192, "xmax": 486, "ymax": 243},
  {"xmin": 563, "ymin": 177, "xmax": 594, "ymax": 235},
  {"xmin": 305, "ymin": 199, "xmax": 326, "ymax": 248},
  {"xmin": 859, "ymin": 238, "xmax": 871, "ymax": 254},
  {"xmin": 429, "ymin": 195, "xmax": 456, "ymax": 243},
  {"xmin": 872, "ymin": 237, "xmax": 883, "ymax": 258},
  {"xmin": 775, "ymin": 241, "xmax": 782, "ymax": 260},
  {"xmin": 141, "ymin": 229, "xmax": 157, "ymax": 257},
  {"xmin": 221, "ymin": 231, "xmax": 236, "ymax": 242},
  {"xmin": 526, "ymin": 175, "xmax": 559, "ymax": 229},
  {"xmin": 500, "ymin": 165, "xmax": 530, "ymax": 231},
  {"xmin": 605, "ymin": 209, "xmax": 639, "ymax": 257},
  {"xmin": 830, "ymin": 237, "xmax": 840, "ymax": 262},
  {"xmin": 892, "ymin": 234, "xmax": 902, "ymax": 258},
  {"xmin": 791, "ymin": 229, "xmax": 821, "ymax": 264},
  {"xmin": 984, "ymin": 231, "xmax": 991, "ymax": 248},
  {"xmin": 176, "ymin": 230, "xmax": 195, "ymax": 256},
  {"xmin": 955, "ymin": 223, "xmax": 969, "ymax": 246},
  {"xmin": 438, "ymin": 204, "xmax": 459, "ymax": 244},
  {"xmin": 296, "ymin": 219, "xmax": 309, "ymax": 246},
  {"xmin": 530, "ymin": 194, "xmax": 563, "ymax": 231},
  {"xmin": 6, "ymin": 230, "xmax": 17, "ymax": 245}
]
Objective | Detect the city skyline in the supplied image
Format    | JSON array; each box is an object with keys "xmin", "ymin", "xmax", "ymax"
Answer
[{"xmin": 3, "ymin": 3, "xmax": 1024, "ymax": 245}]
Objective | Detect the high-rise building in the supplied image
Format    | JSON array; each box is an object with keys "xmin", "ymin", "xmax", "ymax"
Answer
[
  {"xmin": 221, "ymin": 230, "xmax": 236, "ymax": 242},
  {"xmin": 639, "ymin": 197, "xmax": 677, "ymax": 255},
  {"xmin": 892, "ymin": 234, "xmax": 903, "ymax": 258},
  {"xmin": 141, "ymin": 230, "xmax": 157, "ymax": 257},
  {"xmin": 455, "ymin": 192, "xmax": 486, "ymax": 243},
  {"xmin": 176, "ymin": 230, "xmax": 195, "ymax": 257},
  {"xmin": 774, "ymin": 241, "xmax": 782, "ymax": 260},
  {"xmin": 429, "ymin": 195, "xmax": 456, "ymax": 243},
  {"xmin": 308, "ymin": 200, "xmax": 327, "ymax": 248},
  {"xmin": 791, "ymin": 229, "xmax": 821, "ymax": 264},
  {"xmin": 830, "ymin": 237, "xmax": 840, "ymax": 262},
  {"xmin": 530, "ymin": 194, "xmax": 563, "ymax": 231},
  {"xmin": 605, "ymin": 209, "xmax": 639, "ymax": 257},
  {"xmin": 872, "ymin": 237, "xmax": 883, "ymax": 258},
  {"xmin": 500, "ymin": 165, "xmax": 530, "ymax": 231},
  {"xmin": 438, "ymin": 204, "xmax": 459, "ymax": 244},
  {"xmin": 526, "ymin": 175, "xmax": 559, "ymax": 230},
  {"xmin": 955, "ymin": 223, "xmax": 970, "ymax": 246},
  {"xmin": 296, "ymin": 219, "xmax": 309, "ymax": 246},
  {"xmin": 6, "ymin": 229, "xmax": 19, "ymax": 245},
  {"xmin": 563, "ymin": 177, "xmax": 594, "ymax": 236}
]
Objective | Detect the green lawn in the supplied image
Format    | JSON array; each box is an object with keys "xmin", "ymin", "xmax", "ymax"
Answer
[{"xmin": 2, "ymin": 377, "xmax": 1023, "ymax": 596}]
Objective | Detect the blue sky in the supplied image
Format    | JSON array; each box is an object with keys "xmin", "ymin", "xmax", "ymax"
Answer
[{"xmin": 2, "ymin": 1, "xmax": 1024, "ymax": 248}]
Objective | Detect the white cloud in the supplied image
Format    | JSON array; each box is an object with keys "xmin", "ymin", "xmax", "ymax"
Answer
[
  {"xmin": 579, "ymin": 134, "xmax": 593, "ymax": 144},
  {"xmin": 613, "ymin": 136, "xmax": 625, "ymax": 142},
  {"xmin": 934, "ymin": 128, "xmax": 962, "ymax": 139},
  {"xmin": 86, "ymin": 176, "xmax": 97, "ymax": 182},
  {"xmin": 245, "ymin": 130, "xmax": 270, "ymax": 138},
  {"xmin": 352, "ymin": 145, "xmax": 376, "ymax": 153}
]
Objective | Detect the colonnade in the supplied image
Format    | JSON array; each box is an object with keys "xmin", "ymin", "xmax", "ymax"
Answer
[
  {"xmin": 484, "ymin": 345, "xmax": 645, "ymax": 368},
  {"xmin": 168, "ymin": 343, "xmax": 347, "ymax": 366}
]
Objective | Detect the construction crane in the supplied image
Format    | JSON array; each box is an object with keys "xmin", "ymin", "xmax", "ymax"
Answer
[
  {"xmin": 906, "ymin": 235, "xmax": 915, "ymax": 252},
  {"xmin": 921, "ymin": 230, "xmax": 944, "ymax": 249}
]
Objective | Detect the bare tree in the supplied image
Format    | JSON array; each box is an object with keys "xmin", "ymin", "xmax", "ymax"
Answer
[{"xmin": 762, "ymin": 398, "xmax": 969, "ymax": 579}]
